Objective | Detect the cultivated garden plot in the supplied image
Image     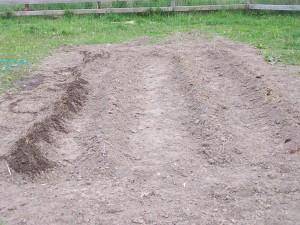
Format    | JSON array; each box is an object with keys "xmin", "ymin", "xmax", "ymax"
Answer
[{"xmin": 0, "ymin": 32, "xmax": 299, "ymax": 224}]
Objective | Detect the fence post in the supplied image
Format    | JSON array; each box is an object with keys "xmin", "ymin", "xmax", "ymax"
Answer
[
  {"xmin": 97, "ymin": 1, "xmax": 101, "ymax": 16},
  {"xmin": 247, "ymin": 0, "xmax": 253, "ymax": 9},
  {"xmin": 24, "ymin": 4, "xmax": 29, "ymax": 11},
  {"xmin": 97, "ymin": 1, "xmax": 101, "ymax": 9},
  {"xmin": 171, "ymin": 0, "xmax": 176, "ymax": 10}
]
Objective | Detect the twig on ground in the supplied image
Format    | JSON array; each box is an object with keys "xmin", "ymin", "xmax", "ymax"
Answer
[
  {"xmin": 5, "ymin": 162, "xmax": 12, "ymax": 176},
  {"xmin": 104, "ymin": 140, "xmax": 114, "ymax": 148}
]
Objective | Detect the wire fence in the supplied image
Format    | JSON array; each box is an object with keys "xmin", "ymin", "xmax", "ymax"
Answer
[
  {"xmin": 0, "ymin": 0, "xmax": 245, "ymax": 10},
  {"xmin": 0, "ymin": 0, "xmax": 299, "ymax": 14}
]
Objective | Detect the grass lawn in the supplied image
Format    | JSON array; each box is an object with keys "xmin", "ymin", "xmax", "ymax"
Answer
[{"xmin": 0, "ymin": 10, "xmax": 299, "ymax": 92}]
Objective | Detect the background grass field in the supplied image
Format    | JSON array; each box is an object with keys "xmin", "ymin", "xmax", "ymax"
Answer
[{"xmin": 0, "ymin": 9, "xmax": 299, "ymax": 93}]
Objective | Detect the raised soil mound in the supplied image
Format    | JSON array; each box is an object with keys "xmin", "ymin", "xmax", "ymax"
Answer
[{"xmin": 0, "ymin": 33, "xmax": 299, "ymax": 225}]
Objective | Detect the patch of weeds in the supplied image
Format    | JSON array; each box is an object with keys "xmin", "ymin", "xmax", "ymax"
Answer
[
  {"xmin": 64, "ymin": 10, "xmax": 75, "ymax": 18},
  {"xmin": 84, "ymin": 2, "xmax": 94, "ymax": 9},
  {"xmin": 116, "ymin": 23, "xmax": 126, "ymax": 30},
  {"xmin": 141, "ymin": 8, "xmax": 155, "ymax": 16},
  {"xmin": 154, "ymin": 8, "xmax": 166, "ymax": 16},
  {"xmin": 265, "ymin": 53, "xmax": 283, "ymax": 65},
  {"xmin": 205, "ymin": 20, "xmax": 226, "ymax": 25},
  {"xmin": 61, "ymin": 29, "xmax": 73, "ymax": 36},
  {"xmin": 105, "ymin": 13, "xmax": 125, "ymax": 22},
  {"xmin": 24, "ymin": 26, "xmax": 39, "ymax": 35},
  {"xmin": 112, "ymin": 1, "xmax": 128, "ymax": 8},
  {"xmin": 256, "ymin": 43, "xmax": 267, "ymax": 49},
  {"xmin": 44, "ymin": 15, "xmax": 61, "ymax": 20},
  {"xmin": 50, "ymin": 27, "xmax": 58, "ymax": 32},
  {"xmin": 1, "ymin": 11, "xmax": 13, "ymax": 19}
]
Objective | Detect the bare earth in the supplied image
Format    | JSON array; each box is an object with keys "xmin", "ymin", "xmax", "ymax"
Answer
[{"xmin": 0, "ymin": 32, "xmax": 300, "ymax": 225}]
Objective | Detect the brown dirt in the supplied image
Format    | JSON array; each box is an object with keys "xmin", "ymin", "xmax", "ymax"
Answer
[{"xmin": 0, "ymin": 32, "xmax": 300, "ymax": 225}]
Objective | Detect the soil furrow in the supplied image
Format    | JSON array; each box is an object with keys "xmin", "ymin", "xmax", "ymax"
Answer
[{"xmin": 0, "ymin": 32, "xmax": 299, "ymax": 225}]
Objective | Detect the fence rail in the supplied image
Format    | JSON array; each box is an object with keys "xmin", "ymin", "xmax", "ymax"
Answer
[
  {"xmin": 0, "ymin": 0, "xmax": 97, "ymax": 4},
  {"xmin": 0, "ymin": 0, "xmax": 299, "ymax": 16},
  {"xmin": 247, "ymin": 0, "xmax": 300, "ymax": 11},
  {"xmin": 0, "ymin": 4, "xmax": 247, "ymax": 16},
  {"xmin": 249, "ymin": 4, "xmax": 300, "ymax": 10}
]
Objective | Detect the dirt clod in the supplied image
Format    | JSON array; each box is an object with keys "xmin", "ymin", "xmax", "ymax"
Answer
[{"xmin": 289, "ymin": 147, "xmax": 300, "ymax": 154}]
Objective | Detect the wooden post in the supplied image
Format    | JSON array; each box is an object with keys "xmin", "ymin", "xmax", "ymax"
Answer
[
  {"xmin": 97, "ymin": 1, "xmax": 101, "ymax": 9},
  {"xmin": 24, "ymin": 4, "xmax": 30, "ymax": 11},
  {"xmin": 247, "ymin": 0, "xmax": 254, "ymax": 9},
  {"xmin": 97, "ymin": 1, "xmax": 101, "ymax": 16},
  {"xmin": 171, "ymin": 0, "xmax": 176, "ymax": 9}
]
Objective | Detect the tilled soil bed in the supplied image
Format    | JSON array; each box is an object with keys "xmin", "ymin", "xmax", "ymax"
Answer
[{"xmin": 0, "ymin": 32, "xmax": 299, "ymax": 225}]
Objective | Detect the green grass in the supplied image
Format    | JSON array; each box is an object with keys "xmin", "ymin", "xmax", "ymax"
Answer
[{"xmin": 0, "ymin": 10, "xmax": 299, "ymax": 93}]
